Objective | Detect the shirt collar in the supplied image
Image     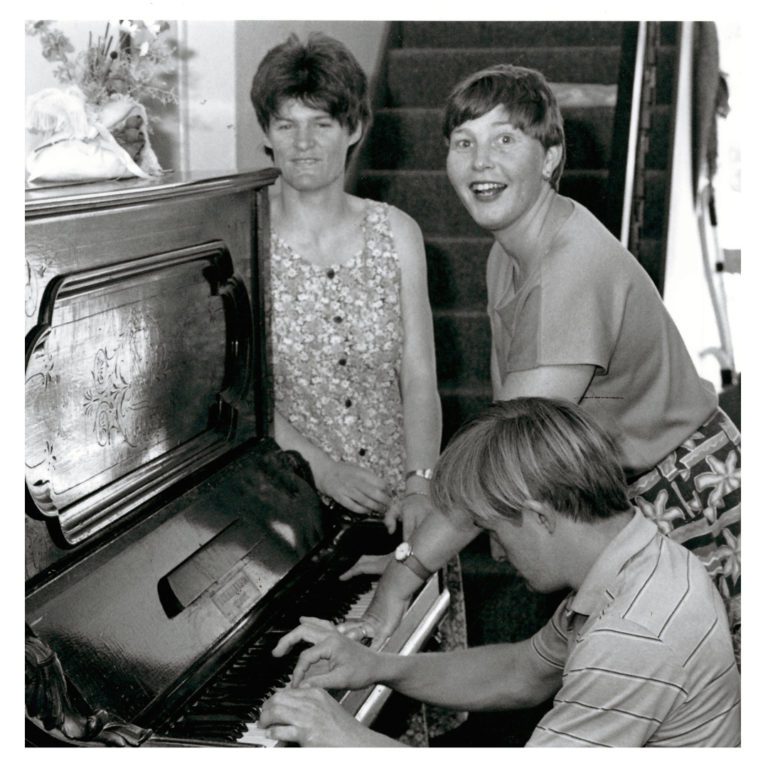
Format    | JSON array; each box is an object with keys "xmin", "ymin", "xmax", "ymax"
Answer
[{"xmin": 569, "ymin": 509, "xmax": 658, "ymax": 618}]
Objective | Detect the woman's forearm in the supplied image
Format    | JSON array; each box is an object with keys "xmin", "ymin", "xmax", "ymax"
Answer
[
  {"xmin": 273, "ymin": 409, "xmax": 332, "ymax": 482},
  {"xmin": 408, "ymin": 509, "xmax": 478, "ymax": 571},
  {"xmin": 400, "ymin": 373, "xmax": 441, "ymax": 479},
  {"xmin": 364, "ymin": 510, "xmax": 479, "ymax": 635}
]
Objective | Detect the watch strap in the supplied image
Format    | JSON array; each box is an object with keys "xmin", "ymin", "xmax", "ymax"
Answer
[
  {"xmin": 400, "ymin": 551, "xmax": 432, "ymax": 581},
  {"xmin": 405, "ymin": 468, "xmax": 433, "ymax": 481}
]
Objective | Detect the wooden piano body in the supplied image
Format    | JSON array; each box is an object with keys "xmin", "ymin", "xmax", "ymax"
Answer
[{"xmin": 24, "ymin": 172, "xmax": 448, "ymax": 747}]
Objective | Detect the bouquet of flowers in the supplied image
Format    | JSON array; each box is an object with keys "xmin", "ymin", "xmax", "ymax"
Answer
[
  {"xmin": 26, "ymin": 20, "xmax": 178, "ymax": 107},
  {"xmin": 25, "ymin": 20, "xmax": 178, "ymax": 184}
]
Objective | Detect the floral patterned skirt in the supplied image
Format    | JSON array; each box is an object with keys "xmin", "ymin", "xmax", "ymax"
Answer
[{"xmin": 628, "ymin": 407, "xmax": 741, "ymax": 663}]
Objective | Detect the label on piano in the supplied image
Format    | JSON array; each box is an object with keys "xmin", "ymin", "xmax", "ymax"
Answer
[{"xmin": 211, "ymin": 566, "xmax": 262, "ymax": 622}]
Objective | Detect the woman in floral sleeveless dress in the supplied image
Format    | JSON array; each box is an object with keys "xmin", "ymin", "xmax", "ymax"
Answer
[{"xmin": 251, "ymin": 33, "xmax": 467, "ymax": 744}]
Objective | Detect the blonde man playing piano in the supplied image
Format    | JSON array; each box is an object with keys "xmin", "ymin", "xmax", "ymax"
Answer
[{"xmin": 259, "ymin": 398, "xmax": 740, "ymax": 747}]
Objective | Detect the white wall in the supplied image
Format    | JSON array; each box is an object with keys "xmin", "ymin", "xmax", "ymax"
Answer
[
  {"xmin": 663, "ymin": 22, "xmax": 742, "ymax": 392},
  {"xmin": 177, "ymin": 21, "xmax": 239, "ymax": 173}
]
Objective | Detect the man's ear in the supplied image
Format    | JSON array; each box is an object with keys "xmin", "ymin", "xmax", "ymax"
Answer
[{"xmin": 522, "ymin": 500, "xmax": 557, "ymax": 534}]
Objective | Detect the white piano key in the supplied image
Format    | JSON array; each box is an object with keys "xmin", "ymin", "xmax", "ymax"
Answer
[
  {"xmin": 342, "ymin": 583, "xmax": 376, "ymax": 621},
  {"xmin": 239, "ymin": 723, "xmax": 278, "ymax": 747}
]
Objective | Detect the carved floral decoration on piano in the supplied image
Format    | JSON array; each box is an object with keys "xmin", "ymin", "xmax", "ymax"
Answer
[{"xmin": 83, "ymin": 307, "xmax": 169, "ymax": 448}]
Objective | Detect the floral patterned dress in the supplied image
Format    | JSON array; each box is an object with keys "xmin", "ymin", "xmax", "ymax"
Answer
[
  {"xmin": 269, "ymin": 199, "xmax": 467, "ymax": 744},
  {"xmin": 270, "ymin": 200, "xmax": 406, "ymax": 498}
]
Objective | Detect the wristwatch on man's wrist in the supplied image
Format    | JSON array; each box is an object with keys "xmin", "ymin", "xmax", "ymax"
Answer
[{"xmin": 394, "ymin": 542, "xmax": 432, "ymax": 581}]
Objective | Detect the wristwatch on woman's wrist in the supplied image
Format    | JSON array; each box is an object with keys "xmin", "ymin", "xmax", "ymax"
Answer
[
  {"xmin": 405, "ymin": 468, "xmax": 433, "ymax": 481},
  {"xmin": 394, "ymin": 542, "xmax": 432, "ymax": 580}
]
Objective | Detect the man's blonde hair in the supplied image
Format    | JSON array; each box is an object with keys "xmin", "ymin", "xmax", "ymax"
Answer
[{"xmin": 432, "ymin": 398, "xmax": 630, "ymax": 527}]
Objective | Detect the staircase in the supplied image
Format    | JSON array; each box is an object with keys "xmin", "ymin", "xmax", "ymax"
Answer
[{"xmin": 352, "ymin": 22, "xmax": 680, "ymax": 745}]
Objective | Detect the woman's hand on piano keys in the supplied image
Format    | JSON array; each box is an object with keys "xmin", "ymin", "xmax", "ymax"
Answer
[{"xmin": 339, "ymin": 552, "xmax": 392, "ymax": 581}]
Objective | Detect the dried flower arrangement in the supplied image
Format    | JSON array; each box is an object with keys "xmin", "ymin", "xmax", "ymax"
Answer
[{"xmin": 26, "ymin": 20, "xmax": 178, "ymax": 107}]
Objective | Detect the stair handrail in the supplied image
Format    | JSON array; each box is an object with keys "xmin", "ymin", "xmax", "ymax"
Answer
[
  {"xmin": 605, "ymin": 22, "xmax": 641, "ymax": 242},
  {"xmin": 619, "ymin": 22, "xmax": 648, "ymax": 248}
]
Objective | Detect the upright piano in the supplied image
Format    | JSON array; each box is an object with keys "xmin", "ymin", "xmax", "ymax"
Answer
[{"xmin": 24, "ymin": 171, "xmax": 449, "ymax": 747}]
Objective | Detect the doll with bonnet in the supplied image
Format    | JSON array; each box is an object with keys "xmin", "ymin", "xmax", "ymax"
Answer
[{"xmin": 26, "ymin": 85, "xmax": 163, "ymax": 185}]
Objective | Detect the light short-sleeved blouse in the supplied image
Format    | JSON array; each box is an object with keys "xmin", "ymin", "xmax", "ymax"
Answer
[{"xmin": 487, "ymin": 199, "xmax": 717, "ymax": 475}]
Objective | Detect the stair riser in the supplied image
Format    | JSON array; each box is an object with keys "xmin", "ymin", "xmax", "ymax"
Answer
[
  {"xmin": 440, "ymin": 390, "xmax": 494, "ymax": 446},
  {"xmin": 399, "ymin": 21, "xmax": 625, "ymax": 50},
  {"xmin": 387, "ymin": 48, "xmax": 622, "ymax": 108},
  {"xmin": 386, "ymin": 47, "xmax": 676, "ymax": 109},
  {"xmin": 433, "ymin": 312, "xmax": 492, "ymax": 388}
]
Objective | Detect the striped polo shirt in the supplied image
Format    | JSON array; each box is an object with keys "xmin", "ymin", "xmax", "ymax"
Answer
[{"xmin": 527, "ymin": 510, "xmax": 740, "ymax": 747}]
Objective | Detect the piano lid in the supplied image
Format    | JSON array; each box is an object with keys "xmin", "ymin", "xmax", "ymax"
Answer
[
  {"xmin": 25, "ymin": 170, "xmax": 280, "ymax": 217},
  {"xmin": 25, "ymin": 171, "xmax": 278, "ymax": 548}
]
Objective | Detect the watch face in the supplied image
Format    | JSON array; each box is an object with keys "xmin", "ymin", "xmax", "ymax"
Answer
[{"xmin": 394, "ymin": 542, "xmax": 411, "ymax": 561}]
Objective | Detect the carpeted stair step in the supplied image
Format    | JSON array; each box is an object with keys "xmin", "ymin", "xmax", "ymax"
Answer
[
  {"xmin": 439, "ymin": 386, "xmax": 494, "ymax": 445},
  {"xmin": 398, "ymin": 20, "xmax": 625, "ymax": 50},
  {"xmin": 433, "ymin": 309, "xmax": 491, "ymax": 389},
  {"xmin": 386, "ymin": 47, "xmax": 623, "ymax": 108},
  {"xmin": 386, "ymin": 45, "xmax": 676, "ymax": 110},
  {"xmin": 425, "ymin": 236, "xmax": 492, "ymax": 310}
]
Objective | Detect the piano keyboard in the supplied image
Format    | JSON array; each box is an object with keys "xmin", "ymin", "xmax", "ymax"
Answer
[
  {"xmin": 160, "ymin": 571, "xmax": 379, "ymax": 745},
  {"xmin": 158, "ymin": 569, "xmax": 448, "ymax": 747},
  {"xmin": 238, "ymin": 581, "xmax": 378, "ymax": 747},
  {"xmin": 235, "ymin": 575, "xmax": 450, "ymax": 747}
]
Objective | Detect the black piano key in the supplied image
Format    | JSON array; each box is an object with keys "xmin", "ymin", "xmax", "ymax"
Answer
[{"xmin": 183, "ymin": 713, "xmax": 247, "ymax": 724}]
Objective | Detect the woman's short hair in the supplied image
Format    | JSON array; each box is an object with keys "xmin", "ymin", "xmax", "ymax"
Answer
[
  {"xmin": 431, "ymin": 397, "xmax": 630, "ymax": 527},
  {"xmin": 442, "ymin": 65, "xmax": 566, "ymax": 189},
  {"xmin": 250, "ymin": 32, "xmax": 371, "ymax": 156}
]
